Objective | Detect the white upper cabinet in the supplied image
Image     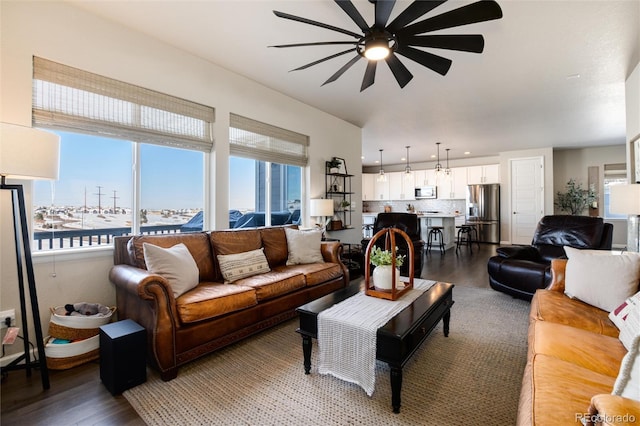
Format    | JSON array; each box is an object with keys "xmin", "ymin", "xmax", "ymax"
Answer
[
  {"xmin": 374, "ymin": 174, "xmax": 390, "ymax": 201},
  {"xmin": 467, "ymin": 164, "xmax": 500, "ymax": 184},
  {"xmin": 362, "ymin": 173, "xmax": 376, "ymax": 201},
  {"xmin": 414, "ymin": 169, "xmax": 437, "ymax": 187},
  {"xmin": 388, "ymin": 171, "xmax": 416, "ymax": 200}
]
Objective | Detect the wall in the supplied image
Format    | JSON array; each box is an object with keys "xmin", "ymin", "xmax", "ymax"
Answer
[
  {"xmin": 0, "ymin": 2, "xmax": 362, "ymax": 360},
  {"xmin": 553, "ymin": 145, "xmax": 627, "ymax": 247}
]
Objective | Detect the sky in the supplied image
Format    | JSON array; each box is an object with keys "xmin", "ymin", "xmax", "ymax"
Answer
[{"xmin": 34, "ymin": 131, "xmax": 205, "ymax": 210}]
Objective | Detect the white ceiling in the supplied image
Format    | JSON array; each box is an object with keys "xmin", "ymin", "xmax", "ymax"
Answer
[{"xmin": 67, "ymin": 0, "xmax": 640, "ymax": 167}]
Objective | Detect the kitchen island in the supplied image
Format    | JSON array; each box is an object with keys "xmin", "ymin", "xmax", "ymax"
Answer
[{"xmin": 362, "ymin": 212, "xmax": 463, "ymax": 251}]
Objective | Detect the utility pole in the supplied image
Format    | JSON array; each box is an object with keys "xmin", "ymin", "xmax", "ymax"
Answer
[
  {"xmin": 111, "ymin": 190, "xmax": 119, "ymax": 213},
  {"xmin": 94, "ymin": 186, "xmax": 104, "ymax": 213}
]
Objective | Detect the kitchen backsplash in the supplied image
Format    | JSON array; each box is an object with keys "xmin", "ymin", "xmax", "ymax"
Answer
[{"xmin": 363, "ymin": 199, "xmax": 466, "ymax": 215}]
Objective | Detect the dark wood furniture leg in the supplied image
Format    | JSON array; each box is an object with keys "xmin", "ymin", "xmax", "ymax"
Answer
[
  {"xmin": 302, "ymin": 335, "xmax": 312, "ymax": 374},
  {"xmin": 390, "ymin": 366, "xmax": 403, "ymax": 413},
  {"xmin": 443, "ymin": 310, "xmax": 451, "ymax": 337}
]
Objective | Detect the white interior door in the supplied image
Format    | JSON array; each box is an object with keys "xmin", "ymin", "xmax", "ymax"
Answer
[{"xmin": 510, "ymin": 157, "xmax": 544, "ymax": 244}]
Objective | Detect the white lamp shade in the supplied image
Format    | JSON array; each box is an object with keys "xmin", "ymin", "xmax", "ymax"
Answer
[
  {"xmin": 309, "ymin": 199, "xmax": 333, "ymax": 217},
  {"xmin": 610, "ymin": 184, "xmax": 640, "ymax": 215},
  {"xmin": 0, "ymin": 122, "xmax": 60, "ymax": 180}
]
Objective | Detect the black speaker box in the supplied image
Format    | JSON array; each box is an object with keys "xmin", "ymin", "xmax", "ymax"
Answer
[{"xmin": 99, "ymin": 319, "xmax": 146, "ymax": 395}]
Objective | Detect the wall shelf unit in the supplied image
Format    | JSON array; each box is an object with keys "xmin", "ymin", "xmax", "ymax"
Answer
[{"xmin": 325, "ymin": 157, "xmax": 354, "ymax": 230}]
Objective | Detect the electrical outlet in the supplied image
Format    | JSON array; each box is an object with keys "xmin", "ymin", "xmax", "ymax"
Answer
[{"xmin": 0, "ymin": 309, "xmax": 16, "ymax": 329}]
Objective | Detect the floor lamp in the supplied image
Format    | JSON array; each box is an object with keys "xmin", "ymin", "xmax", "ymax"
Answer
[
  {"xmin": 610, "ymin": 184, "xmax": 640, "ymax": 252},
  {"xmin": 0, "ymin": 122, "xmax": 60, "ymax": 390}
]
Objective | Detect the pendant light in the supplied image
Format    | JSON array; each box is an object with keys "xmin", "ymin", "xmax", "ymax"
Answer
[
  {"xmin": 434, "ymin": 142, "xmax": 444, "ymax": 180},
  {"xmin": 377, "ymin": 149, "xmax": 387, "ymax": 182},
  {"xmin": 445, "ymin": 148, "xmax": 452, "ymax": 178},
  {"xmin": 404, "ymin": 145, "xmax": 413, "ymax": 181}
]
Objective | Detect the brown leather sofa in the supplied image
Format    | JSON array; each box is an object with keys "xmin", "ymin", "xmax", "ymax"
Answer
[
  {"xmin": 109, "ymin": 225, "xmax": 348, "ymax": 381},
  {"xmin": 517, "ymin": 259, "xmax": 640, "ymax": 425}
]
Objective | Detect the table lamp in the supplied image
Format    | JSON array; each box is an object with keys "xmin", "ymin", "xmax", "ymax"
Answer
[
  {"xmin": 610, "ymin": 184, "xmax": 640, "ymax": 252},
  {"xmin": 0, "ymin": 122, "xmax": 60, "ymax": 390},
  {"xmin": 309, "ymin": 198, "xmax": 334, "ymax": 234}
]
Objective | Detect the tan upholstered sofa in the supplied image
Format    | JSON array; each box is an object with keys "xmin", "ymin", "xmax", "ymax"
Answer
[
  {"xmin": 110, "ymin": 225, "xmax": 348, "ymax": 381},
  {"xmin": 518, "ymin": 258, "xmax": 640, "ymax": 425}
]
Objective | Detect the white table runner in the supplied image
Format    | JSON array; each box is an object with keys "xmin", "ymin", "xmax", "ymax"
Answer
[{"xmin": 317, "ymin": 278, "xmax": 436, "ymax": 396}]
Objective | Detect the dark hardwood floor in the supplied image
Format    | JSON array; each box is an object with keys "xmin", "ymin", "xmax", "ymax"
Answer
[{"xmin": 1, "ymin": 243, "xmax": 497, "ymax": 425}]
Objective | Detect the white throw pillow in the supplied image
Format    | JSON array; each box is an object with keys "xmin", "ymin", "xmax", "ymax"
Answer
[
  {"xmin": 217, "ymin": 248, "xmax": 271, "ymax": 283},
  {"xmin": 617, "ymin": 299, "xmax": 640, "ymax": 351},
  {"xmin": 143, "ymin": 243, "xmax": 199, "ymax": 298},
  {"xmin": 284, "ymin": 228, "xmax": 324, "ymax": 265},
  {"xmin": 612, "ymin": 334, "xmax": 640, "ymax": 401},
  {"xmin": 564, "ymin": 246, "xmax": 640, "ymax": 312}
]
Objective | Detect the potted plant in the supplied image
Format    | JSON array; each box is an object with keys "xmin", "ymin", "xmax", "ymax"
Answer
[
  {"xmin": 370, "ymin": 246, "xmax": 405, "ymax": 290},
  {"xmin": 555, "ymin": 178, "xmax": 598, "ymax": 215},
  {"xmin": 327, "ymin": 158, "xmax": 342, "ymax": 174},
  {"xmin": 340, "ymin": 200, "xmax": 350, "ymax": 211}
]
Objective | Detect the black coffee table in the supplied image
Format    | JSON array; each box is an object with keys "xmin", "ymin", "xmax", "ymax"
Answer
[{"xmin": 296, "ymin": 279, "xmax": 454, "ymax": 413}]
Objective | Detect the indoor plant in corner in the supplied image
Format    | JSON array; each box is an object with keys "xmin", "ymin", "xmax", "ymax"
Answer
[
  {"xmin": 370, "ymin": 246, "xmax": 405, "ymax": 291},
  {"xmin": 555, "ymin": 178, "xmax": 598, "ymax": 215}
]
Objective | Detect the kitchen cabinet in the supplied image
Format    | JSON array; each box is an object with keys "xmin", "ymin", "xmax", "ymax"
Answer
[
  {"xmin": 388, "ymin": 171, "xmax": 416, "ymax": 201},
  {"xmin": 414, "ymin": 169, "xmax": 437, "ymax": 187},
  {"xmin": 467, "ymin": 164, "xmax": 500, "ymax": 184},
  {"xmin": 374, "ymin": 174, "xmax": 390, "ymax": 201},
  {"xmin": 362, "ymin": 173, "xmax": 376, "ymax": 201},
  {"xmin": 434, "ymin": 167, "xmax": 467, "ymax": 199}
]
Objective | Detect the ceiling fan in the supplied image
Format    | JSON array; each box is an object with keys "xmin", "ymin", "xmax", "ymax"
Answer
[{"xmin": 271, "ymin": 0, "xmax": 503, "ymax": 91}]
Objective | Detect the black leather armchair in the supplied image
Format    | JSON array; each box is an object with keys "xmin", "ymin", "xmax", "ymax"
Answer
[
  {"xmin": 488, "ymin": 215, "xmax": 613, "ymax": 300},
  {"xmin": 361, "ymin": 212, "xmax": 425, "ymax": 277}
]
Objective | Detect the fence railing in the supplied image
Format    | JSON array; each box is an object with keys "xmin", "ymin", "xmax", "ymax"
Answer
[{"xmin": 33, "ymin": 224, "xmax": 184, "ymax": 250}]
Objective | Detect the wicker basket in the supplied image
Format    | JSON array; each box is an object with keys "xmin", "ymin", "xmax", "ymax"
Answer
[
  {"xmin": 44, "ymin": 335, "xmax": 100, "ymax": 370},
  {"xmin": 48, "ymin": 305, "xmax": 116, "ymax": 340}
]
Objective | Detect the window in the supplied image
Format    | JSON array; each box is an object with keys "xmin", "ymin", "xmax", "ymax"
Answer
[
  {"xmin": 228, "ymin": 114, "xmax": 307, "ymax": 229},
  {"xmin": 603, "ymin": 163, "xmax": 627, "ymax": 220},
  {"xmin": 31, "ymin": 57, "xmax": 212, "ymax": 251}
]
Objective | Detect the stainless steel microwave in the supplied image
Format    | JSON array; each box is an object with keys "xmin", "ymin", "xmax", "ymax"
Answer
[{"xmin": 415, "ymin": 186, "xmax": 437, "ymax": 199}]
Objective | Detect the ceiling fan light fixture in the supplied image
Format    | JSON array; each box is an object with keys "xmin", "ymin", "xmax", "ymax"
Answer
[{"xmin": 364, "ymin": 38, "xmax": 390, "ymax": 60}]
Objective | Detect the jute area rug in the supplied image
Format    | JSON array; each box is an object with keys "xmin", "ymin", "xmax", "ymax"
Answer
[{"xmin": 124, "ymin": 285, "xmax": 530, "ymax": 425}]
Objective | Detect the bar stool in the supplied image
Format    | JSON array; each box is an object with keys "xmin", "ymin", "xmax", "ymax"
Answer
[
  {"xmin": 455, "ymin": 225, "xmax": 474, "ymax": 254},
  {"xmin": 465, "ymin": 224, "xmax": 481, "ymax": 249},
  {"xmin": 427, "ymin": 226, "xmax": 445, "ymax": 255}
]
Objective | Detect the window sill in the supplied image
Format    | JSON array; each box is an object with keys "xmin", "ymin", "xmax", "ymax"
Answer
[{"xmin": 32, "ymin": 245, "xmax": 114, "ymax": 264}]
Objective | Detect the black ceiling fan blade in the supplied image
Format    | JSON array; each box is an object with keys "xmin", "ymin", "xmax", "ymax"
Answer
[
  {"xmin": 387, "ymin": 1, "xmax": 447, "ymax": 33},
  {"xmin": 399, "ymin": 1, "xmax": 503, "ymax": 36},
  {"xmin": 396, "ymin": 45, "xmax": 452, "ymax": 76},
  {"xmin": 375, "ymin": 0, "xmax": 396, "ymax": 29},
  {"xmin": 361, "ymin": 61, "xmax": 377, "ymax": 92},
  {"xmin": 403, "ymin": 34, "xmax": 485, "ymax": 53},
  {"xmin": 322, "ymin": 55, "xmax": 362, "ymax": 86},
  {"xmin": 270, "ymin": 41, "xmax": 358, "ymax": 48},
  {"xmin": 291, "ymin": 49, "xmax": 355, "ymax": 71},
  {"xmin": 273, "ymin": 10, "xmax": 362, "ymax": 39},
  {"xmin": 334, "ymin": 0, "xmax": 370, "ymax": 32},
  {"xmin": 384, "ymin": 53, "xmax": 413, "ymax": 88}
]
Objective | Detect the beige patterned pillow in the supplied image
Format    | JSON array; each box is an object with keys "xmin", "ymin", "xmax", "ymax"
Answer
[{"xmin": 217, "ymin": 248, "xmax": 271, "ymax": 283}]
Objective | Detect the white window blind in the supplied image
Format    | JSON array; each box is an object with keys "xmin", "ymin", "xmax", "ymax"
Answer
[
  {"xmin": 229, "ymin": 113, "xmax": 308, "ymax": 167},
  {"xmin": 604, "ymin": 163, "xmax": 627, "ymax": 179},
  {"xmin": 32, "ymin": 57, "xmax": 215, "ymax": 152}
]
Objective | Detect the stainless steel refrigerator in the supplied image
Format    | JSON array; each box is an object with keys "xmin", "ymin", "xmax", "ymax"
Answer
[{"xmin": 466, "ymin": 184, "xmax": 500, "ymax": 243}]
